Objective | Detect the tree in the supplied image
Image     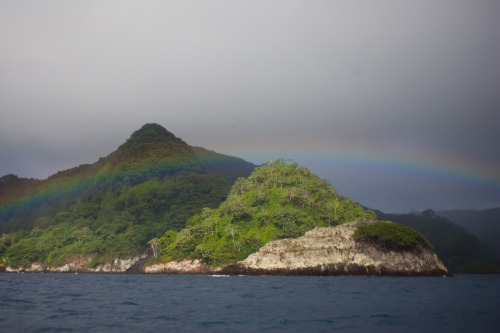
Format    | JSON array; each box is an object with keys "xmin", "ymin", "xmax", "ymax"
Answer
[
  {"xmin": 195, "ymin": 243, "xmax": 212, "ymax": 259},
  {"xmin": 225, "ymin": 224, "xmax": 238, "ymax": 243},
  {"xmin": 148, "ymin": 238, "xmax": 160, "ymax": 258},
  {"xmin": 333, "ymin": 200, "xmax": 340, "ymax": 222},
  {"xmin": 72, "ymin": 227, "xmax": 93, "ymax": 242}
]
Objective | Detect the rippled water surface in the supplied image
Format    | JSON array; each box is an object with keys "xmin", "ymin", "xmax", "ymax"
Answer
[{"xmin": 1, "ymin": 273, "xmax": 499, "ymax": 332}]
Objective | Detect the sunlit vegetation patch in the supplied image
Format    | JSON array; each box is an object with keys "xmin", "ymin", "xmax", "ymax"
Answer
[
  {"xmin": 154, "ymin": 159, "xmax": 376, "ymax": 266},
  {"xmin": 354, "ymin": 222, "xmax": 433, "ymax": 252}
]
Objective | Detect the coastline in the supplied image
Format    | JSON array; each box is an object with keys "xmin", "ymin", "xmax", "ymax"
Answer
[{"xmin": 2, "ymin": 222, "xmax": 449, "ymax": 276}]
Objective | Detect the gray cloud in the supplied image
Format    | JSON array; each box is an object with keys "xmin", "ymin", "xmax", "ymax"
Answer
[{"xmin": 1, "ymin": 0, "xmax": 499, "ymax": 212}]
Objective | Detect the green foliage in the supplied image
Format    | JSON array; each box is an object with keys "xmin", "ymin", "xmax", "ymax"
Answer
[
  {"xmin": 354, "ymin": 222, "xmax": 432, "ymax": 252},
  {"xmin": 0, "ymin": 256, "xmax": 7, "ymax": 269},
  {"xmin": 156, "ymin": 159, "xmax": 376, "ymax": 266}
]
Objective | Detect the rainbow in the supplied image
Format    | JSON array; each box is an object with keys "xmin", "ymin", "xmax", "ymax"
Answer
[
  {"xmin": 0, "ymin": 176, "xmax": 95, "ymax": 224},
  {"xmin": 236, "ymin": 146, "xmax": 500, "ymax": 195},
  {"xmin": 2, "ymin": 147, "xmax": 499, "ymax": 226},
  {"xmin": 0, "ymin": 156, "xmax": 201, "ymax": 226}
]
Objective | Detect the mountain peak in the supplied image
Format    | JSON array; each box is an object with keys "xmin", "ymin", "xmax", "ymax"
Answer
[
  {"xmin": 117, "ymin": 123, "xmax": 189, "ymax": 155},
  {"xmin": 0, "ymin": 174, "xmax": 20, "ymax": 183},
  {"xmin": 129, "ymin": 123, "xmax": 176, "ymax": 142},
  {"xmin": 102, "ymin": 123, "xmax": 200, "ymax": 176}
]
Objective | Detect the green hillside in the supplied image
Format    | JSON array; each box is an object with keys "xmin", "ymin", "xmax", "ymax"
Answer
[
  {"xmin": 153, "ymin": 159, "xmax": 376, "ymax": 266},
  {"xmin": 0, "ymin": 124, "xmax": 256, "ymax": 269}
]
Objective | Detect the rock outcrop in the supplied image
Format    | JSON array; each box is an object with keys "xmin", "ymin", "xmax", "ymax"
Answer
[
  {"xmin": 5, "ymin": 253, "xmax": 149, "ymax": 273},
  {"xmin": 222, "ymin": 221, "xmax": 448, "ymax": 276},
  {"xmin": 142, "ymin": 221, "xmax": 448, "ymax": 276},
  {"xmin": 145, "ymin": 259, "xmax": 217, "ymax": 274}
]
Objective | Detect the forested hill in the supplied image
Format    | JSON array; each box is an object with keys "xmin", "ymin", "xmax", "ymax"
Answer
[
  {"xmin": 0, "ymin": 123, "xmax": 256, "ymax": 269},
  {"xmin": 152, "ymin": 159, "xmax": 376, "ymax": 267}
]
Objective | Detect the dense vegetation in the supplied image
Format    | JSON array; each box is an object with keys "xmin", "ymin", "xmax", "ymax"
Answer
[
  {"xmin": 153, "ymin": 159, "xmax": 376, "ymax": 266},
  {"xmin": 0, "ymin": 124, "xmax": 255, "ymax": 269},
  {"xmin": 354, "ymin": 222, "xmax": 432, "ymax": 252},
  {"xmin": 375, "ymin": 209, "xmax": 500, "ymax": 273}
]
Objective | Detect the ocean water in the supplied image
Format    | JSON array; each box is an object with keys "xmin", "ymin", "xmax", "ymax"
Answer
[{"xmin": 0, "ymin": 273, "xmax": 498, "ymax": 332}]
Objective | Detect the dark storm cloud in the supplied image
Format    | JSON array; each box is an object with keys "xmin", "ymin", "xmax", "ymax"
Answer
[{"xmin": 1, "ymin": 0, "xmax": 499, "ymax": 212}]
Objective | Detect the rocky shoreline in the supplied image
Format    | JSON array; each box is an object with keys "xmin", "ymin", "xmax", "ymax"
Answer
[
  {"xmin": 3, "ymin": 253, "xmax": 149, "ymax": 273},
  {"xmin": 3, "ymin": 221, "xmax": 449, "ymax": 276},
  {"xmin": 145, "ymin": 221, "xmax": 449, "ymax": 276}
]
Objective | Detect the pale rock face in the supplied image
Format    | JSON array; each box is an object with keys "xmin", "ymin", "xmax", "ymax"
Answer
[
  {"xmin": 145, "ymin": 259, "xmax": 222, "ymax": 274},
  {"xmin": 232, "ymin": 221, "xmax": 448, "ymax": 276},
  {"xmin": 5, "ymin": 254, "xmax": 148, "ymax": 273},
  {"xmin": 145, "ymin": 259, "xmax": 206, "ymax": 274},
  {"xmin": 87, "ymin": 255, "xmax": 148, "ymax": 273},
  {"xmin": 241, "ymin": 224, "xmax": 358, "ymax": 269}
]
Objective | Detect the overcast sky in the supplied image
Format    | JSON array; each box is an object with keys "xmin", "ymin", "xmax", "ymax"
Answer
[{"xmin": 1, "ymin": 0, "xmax": 499, "ymax": 213}]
